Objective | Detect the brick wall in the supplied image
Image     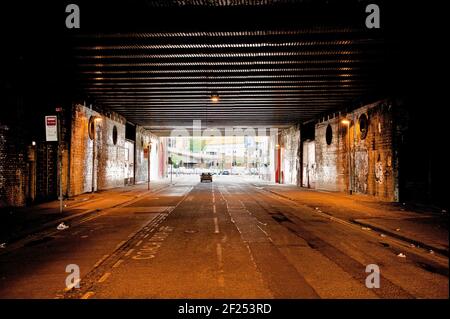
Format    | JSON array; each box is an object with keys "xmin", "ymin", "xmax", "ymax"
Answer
[
  {"xmin": 1, "ymin": 103, "xmax": 169, "ymax": 206},
  {"xmin": 0, "ymin": 117, "xmax": 64, "ymax": 207},
  {"xmin": 315, "ymin": 117, "xmax": 345, "ymax": 192},
  {"xmin": 97, "ymin": 114, "xmax": 127, "ymax": 190},
  {"xmin": 314, "ymin": 100, "xmax": 397, "ymax": 201},
  {"xmin": 68, "ymin": 104, "xmax": 127, "ymax": 196},
  {"xmin": 69, "ymin": 105, "xmax": 95, "ymax": 195},
  {"xmin": 35, "ymin": 143, "xmax": 57, "ymax": 202},
  {"xmin": 0, "ymin": 123, "xmax": 28, "ymax": 207},
  {"xmin": 353, "ymin": 101, "xmax": 396, "ymax": 200}
]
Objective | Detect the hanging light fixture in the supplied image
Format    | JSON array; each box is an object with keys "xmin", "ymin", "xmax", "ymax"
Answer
[{"xmin": 210, "ymin": 91, "xmax": 220, "ymax": 103}]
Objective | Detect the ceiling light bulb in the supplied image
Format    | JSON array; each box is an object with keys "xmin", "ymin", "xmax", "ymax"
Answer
[{"xmin": 210, "ymin": 92, "xmax": 220, "ymax": 103}]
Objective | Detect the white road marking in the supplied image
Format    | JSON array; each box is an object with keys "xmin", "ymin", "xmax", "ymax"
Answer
[
  {"xmin": 98, "ymin": 272, "xmax": 111, "ymax": 283},
  {"xmin": 213, "ymin": 205, "xmax": 217, "ymax": 214},
  {"xmin": 135, "ymin": 240, "xmax": 143, "ymax": 247},
  {"xmin": 115, "ymin": 240, "xmax": 126, "ymax": 249},
  {"xmin": 93, "ymin": 254, "xmax": 110, "ymax": 268},
  {"xmin": 132, "ymin": 226, "xmax": 173, "ymax": 261},
  {"xmin": 112, "ymin": 259, "xmax": 124, "ymax": 268},
  {"xmin": 124, "ymin": 248, "xmax": 134, "ymax": 257},
  {"xmin": 81, "ymin": 291, "xmax": 95, "ymax": 299},
  {"xmin": 214, "ymin": 217, "xmax": 220, "ymax": 234}
]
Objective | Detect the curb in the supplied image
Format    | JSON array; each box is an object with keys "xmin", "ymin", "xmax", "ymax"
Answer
[
  {"xmin": 260, "ymin": 186, "xmax": 449, "ymax": 258},
  {"xmin": 351, "ymin": 219, "xmax": 449, "ymax": 257}
]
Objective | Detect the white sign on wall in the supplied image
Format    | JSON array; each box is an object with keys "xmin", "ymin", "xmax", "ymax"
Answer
[{"xmin": 45, "ymin": 115, "xmax": 58, "ymax": 142}]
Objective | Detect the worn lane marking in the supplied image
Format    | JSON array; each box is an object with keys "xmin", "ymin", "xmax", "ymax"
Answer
[
  {"xmin": 135, "ymin": 240, "xmax": 143, "ymax": 247},
  {"xmin": 98, "ymin": 272, "xmax": 111, "ymax": 283},
  {"xmin": 132, "ymin": 226, "xmax": 173, "ymax": 260},
  {"xmin": 81, "ymin": 291, "xmax": 95, "ymax": 299},
  {"xmin": 115, "ymin": 240, "xmax": 126, "ymax": 249},
  {"xmin": 61, "ymin": 187, "xmax": 192, "ymax": 300},
  {"xmin": 64, "ymin": 278, "xmax": 81, "ymax": 292},
  {"xmin": 112, "ymin": 259, "xmax": 124, "ymax": 268},
  {"xmin": 216, "ymin": 243, "xmax": 223, "ymax": 265},
  {"xmin": 93, "ymin": 254, "xmax": 110, "ymax": 268},
  {"xmin": 214, "ymin": 217, "xmax": 220, "ymax": 234},
  {"xmin": 213, "ymin": 205, "xmax": 217, "ymax": 214},
  {"xmin": 216, "ymin": 243, "xmax": 225, "ymax": 287},
  {"xmin": 218, "ymin": 274, "xmax": 225, "ymax": 287},
  {"xmin": 124, "ymin": 248, "xmax": 134, "ymax": 257}
]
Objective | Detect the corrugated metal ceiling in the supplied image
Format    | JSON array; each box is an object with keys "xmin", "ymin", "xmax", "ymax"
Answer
[{"xmin": 68, "ymin": 0, "xmax": 388, "ymax": 135}]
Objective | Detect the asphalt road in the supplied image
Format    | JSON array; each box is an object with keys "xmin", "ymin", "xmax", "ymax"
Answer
[{"xmin": 0, "ymin": 176, "xmax": 447, "ymax": 299}]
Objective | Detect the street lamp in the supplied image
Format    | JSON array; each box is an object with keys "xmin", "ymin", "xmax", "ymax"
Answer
[{"xmin": 341, "ymin": 118, "xmax": 352, "ymax": 194}]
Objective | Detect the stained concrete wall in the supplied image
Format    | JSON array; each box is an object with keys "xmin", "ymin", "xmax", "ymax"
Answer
[
  {"xmin": 268, "ymin": 132, "xmax": 277, "ymax": 182},
  {"xmin": 302, "ymin": 139, "xmax": 316, "ymax": 188},
  {"xmin": 135, "ymin": 126, "xmax": 163, "ymax": 183},
  {"xmin": 314, "ymin": 100, "xmax": 397, "ymax": 201},
  {"xmin": 280, "ymin": 124, "xmax": 301, "ymax": 185}
]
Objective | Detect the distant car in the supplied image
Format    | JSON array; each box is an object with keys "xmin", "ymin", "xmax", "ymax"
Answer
[
  {"xmin": 222, "ymin": 170, "xmax": 230, "ymax": 175},
  {"xmin": 200, "ymin": 172, "xmax": 213, "ymax": 182}
]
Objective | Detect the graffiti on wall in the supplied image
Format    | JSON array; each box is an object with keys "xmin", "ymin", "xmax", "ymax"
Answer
[
  {"xmin": 355, "ymin": 150, "xmax": 369, "ymax": 193},
  {"xmin": 375, "ymin": 159, "xmax": 384, "ymax": 184}
]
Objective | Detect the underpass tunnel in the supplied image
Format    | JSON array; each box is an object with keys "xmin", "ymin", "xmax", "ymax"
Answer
[
  {"xmin": 0, "ymin": 0, "xmax": 444, "ymax": 208},
  {"xmin": 0, "ymin": 0, "xmax": 448, "ymax": 303}
]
